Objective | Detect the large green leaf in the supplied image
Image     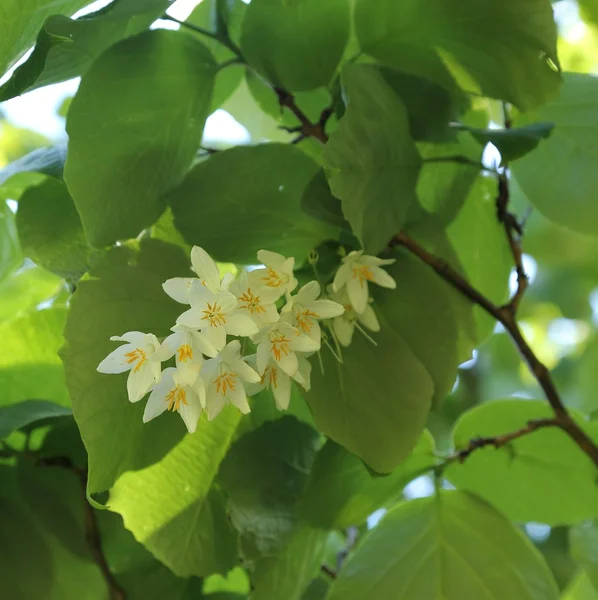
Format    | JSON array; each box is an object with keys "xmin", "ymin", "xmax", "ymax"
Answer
[
  {"xmin": 64, "ymin": 29, "xmax": 217, "ymax": 247},
  {"xmin": 324, "ymin": 64, "xmax": 421, "ymax": 254},
  {"xmin": 109, "ymin": 409, "xmax": 240, "ymax": 578},
  {"xmin": 0, "ymin": 400, "xmax": 71, "ymax": 440},
  {"xmin": 570, "ymin": 521, "xmax": 598, "ymax": 590},
  {"xmin": 512, "ymin": 73, "xmax": 598, "ymax": 236},
  {"xmin": 562, "ymin": 571, "xmax": 598, "ymax": 600},
  {"xmin": 355, "ymin": 0, "xmax": 560, "ymax": 110},
  {"xmin": 218, "ymin": 417, "xmax": 319, "ymax": 559},
  {"xmin": 0, "ymin": 0, "xmax": 173, "ymax": 100},
  {"xmin": 167, "ymin": 144, "xmax": 336, "ymax": 264},
  {"xmin": 446, "ymin": 399, "xmax": 598, "ymax": 525},
  {"xmin": 299, "ymin": 431, "xmax": 437, "ymax": 529},
  {"xmin": 0, "ymin": 145, "xmax": 66, "ymax": 187},
  {"xmin": 17, "ymin": 177, "xmax": 89, "ymax": 280},
  {"xmin": 327, "ymin": 491, "xmax": 559, "ymax": 600},
  {"xmin": 0, "ymin": 201, "xmax": 20, "ymax": 282},
  {"xmin": 60, "ymin": 240, "xmax": 191, "ymax": 494},
  {"xmin": 240, "ymin": 0, "xmax": 349, "ymax": 91},
  {"xmin": 0, "ymin": 308, "xmax": 69, "ymax": 407},
  {"xmin": 0, "ymin": 0, "xmax": 90, "ymax": 77},
  {"xmin": 306, "ymin": 319, "xmax": 433, "ymax": 474},
  {"xmin": 252, "ymin": 524, "xmax": 328, "ymax": 600}
]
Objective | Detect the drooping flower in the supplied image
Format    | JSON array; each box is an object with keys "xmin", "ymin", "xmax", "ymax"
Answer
[
  {"xmin": 97, "ymin": 332, "xmax": 162, "ymax": 402},
  {"xmin": 248, "ymin": 250, "xmax": 298, "ymax": 300},
  {"xmin": 177, "ymin": 282, "xmax": 258, "ymax": 351},
  {"xmin": 282, "ymin": 281, "xmax": 344, "ymax": 344},
  {"xmin": 162, "ymin": 245, "xmax": 230, "ymax": 303},
  {"xmin": 328, "ymin": 286, "xmax": 380, "ymax": 347},
  {"xmin": 246, "ymin": 354, "xmax": 312, "ymax": 411},
  {"xmin": 228, "ymin": 270, "xmax": 280, "ymax": 329},
  {"xmin": 201, "ymin": 340, "xmax": 261, "ymax": 420},
  {"xmin": 254, "ymin": 321, "xmax": 319, "ymax": 377},
  {"xmin": 157, "ymin": 323, "xmax": 218, "ymax": 368},
  {"xmin": 332, "ymin": 250, "xmax": 396, "ymax": 313},
  {"xmin": 142, "ymin": 366, "xmax": 205, "ymax": 433}
]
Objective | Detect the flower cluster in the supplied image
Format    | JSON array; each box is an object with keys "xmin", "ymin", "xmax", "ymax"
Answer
[{"xmin": 97, "ymin": 246, "xmax": 396, "ymax": 433}]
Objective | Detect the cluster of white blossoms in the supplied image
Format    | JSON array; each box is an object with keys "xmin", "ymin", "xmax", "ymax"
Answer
[{"xmin": 97, "ymin": 246, "xmax": 396, "ymax": 433}]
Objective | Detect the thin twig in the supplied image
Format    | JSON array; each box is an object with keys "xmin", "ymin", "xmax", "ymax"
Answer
[
  {"xmin": 390, "ymin": 232, "xmax": 598, "ymax": 469},
  {"xmin": 321, "ymin": 564, "xmax": 338, "ymax": 579},
  {"xmin": 274, "ymin": 88, "xmax": 329, "ymax": 144}
]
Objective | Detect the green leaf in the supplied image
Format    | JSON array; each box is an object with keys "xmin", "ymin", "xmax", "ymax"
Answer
[
  {"xmin": 16, "ymin": 177, "xmax": 89, "ymax": 280},
  {"xmin": 324, "ymin": 64, "xmax": 422, "ymax": 254},
  {"xmin": 512, "ymin": 73, "xmax": 598, "ymax": 236},
  {"xmin": 240, "ymin": 0, "xmax": 350, "ymax": 91},
  {"xmin": 301, "ymin": 170, "xmax": 348, "ymax": 230},
  {"xmin": 0, "ymin": 400, "xmax": 71, "ymax": 439},
  {"xmin": 446, "ymin": 399, "xmax": 598, "ymax": 525},
  {"xmin": 60, "ymin": 240, "xmax": 192, "ymax": 494},
  {"xmin": 0, "ymin": 265, "xmax": 63, "ymax": 322},
  {"xmin": 252, "ymin": 524, "xmax": 328, "ymax": 600},
  {"xmin": 0, "ymin": 144, "xmax": 67, "ymax": 187},
  {"xmin": 218, "ymin": 417, "xmax": 319, "ymax": 559},
  {"xmin": 109, "ymin": 409, "xmax": 240, "ymax": 578},
  {"xmin": 355, "ymin": 0, "xmax": 561, "ymax": 111},
  {"xmin": 64, "ymin": 30, "xmax": 217, "ymax": 247},
  {"xmin": 456, "ymin": 122, "xmax": 554, "ymax": 164},
  {"xmin": 0, "ymin": 0, "xmax": 173, "ymax": 101},
  {"xmin": 0, "ymin": 0, "xmax": 91, "ymax": 77},
  {"xmin": 167, "ymin": 144, "xmax": 336, "ymax": 264},
  {"xmin": 300, "ymin": 431, "xmax": 437, "ymax": 529},
  {"xmin": 328, "ymin": 491, "xmax": 559, "ymax": 600},
  {"xmin": 447, "ymin": 175, "xmax": 512, "ymax": 342},
  {"xmin": 0, "ymin": 201, "xmax": 20, "ymax": 282},
  {"xmin": 306, "ymin": 322, "xmax": 433, "ymax": 475},
  {"xmin": 570, "ymin": 521, "xmax": 598, "ymax": 590},
  {"xmin": 562, "ymin": 571, "xmax": 598, "ymax": 600},
  {"xmin": 0, "ymin": 308, "xmax": 69, "ymax": 407}
]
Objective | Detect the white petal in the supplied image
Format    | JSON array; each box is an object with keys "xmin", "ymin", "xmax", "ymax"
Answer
[
  {"xmin": 190, "ymin": 246, "xmax": 221, "ymax": 292},
  {"xmin": 194, "ymin": 376, "xmax": 207, "ymax": 408},
  {"xmin": 262, "ymin": 303, "xmax": 280, "ymax": 324},
  {"xmin": 97, "ymin": 344, "xmax": 135, "ymax": 374},
  {"xmin": 219, "ymin": 339, "xmax": 242, "ymax": 363},
  {"xmin": 286, "ymin": 275, "xmax": 298, "ymax": 294},
  {"xmin": 271, "ymin": 369, "xmax": 291, "ymax": 410},
  {"xmin": 227, "ymin": 383, "xmax": 251, "ymax": 414},
  {"xmin": 205, "ymin": 389, "xmax": 225, "ymax": 421},
  {"xmin": 257, "ymin": 341, "xmax": 270, "ymax": 375},
  {"xmin": 294, "ymin": 357, "xmax": 312, "ymax": 392},
  {"xmin": 370, "ymin": 265, "xmax": 396, "ymax": 289},
  {"xmin": 276, "ymin": 351, "xmax": 298, "ymax": 377},
  {"xmin": 290, "ymin": 332, "xmax": 320, "ymax": 353},
  {"xmin": 128, "ymin": 362, "xmax": 158, "ymax": 403},
  {"xmin": 333, "ymin": 263, "xmax": 352, "ymax": 291},
  {"xmin": 110, "ymin": 331, "xmax": 147, "ymax": 345},
  {"xmin": 333, "ymin": 316, "xmax": 355, "ymax": 347},
  {"xmin": 361, "ymin": 255, "xmax": 395, "ymax": 267},
  {"xmin": 347, "ymin": 276, "xmax": 369, "ymax": 314},
  {"xmin": 214, "ymin": 291, "xmax": 238, "ymax": 314},
  {"xmin": 203, "ymin": 324, "xmax": 227, "ymax": 351},
  {"xmin": 191, "ymin": 330, "xmax": 219, "ymax": 358},
  {"xmin": 232, "ymin": 358, "xmax": 261, "ymax": 384},
  {"xmin": 305, "ymin": 299, "xmax": 345, "ymax": 319},
  {"xmin": 162, "ymin": 278, "xmax": 195, "ymax": 304},
  {"xmin": 154, "ymin": 332, "xmax": 181, "ymax": 363},
  {"xmin": 178, "ymin": 388, "xmax": 203, "ymax": 433},
  {"xmin": 143, "ymin": 369, "xmax": 176, "ymax": 422},
  {"xmin": 226, "ymin": 312, "xmax": 259, "ymax": 337},
  {"xmin": 176, "ymin": 307, "xmax": 203, "ymax": 329},
  {"xmin": 359, "ymin": 305, "xmax": 381, "ymax": 332},
  {"xmin": 257, "ymin": 249, "xmax": 286, "ymax": 268},
  {"xmin": 188, "ymin": 281, "xmax": 215, "ymax": 307},
  {"xmin": 297, "ymin": 281, "xmax": 320, "ymax": 304}
]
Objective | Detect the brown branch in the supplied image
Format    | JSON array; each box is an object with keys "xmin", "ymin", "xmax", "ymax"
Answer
[
  {"xmin": 321, "ymin": 564, "xmax": 338, "ymax": 579},
  {"xmin": 390, "ymin": 231, "xmax": 598, "ymax": 469},
  {"xmin": 274, "ymin": 88, "xmax": 330, "ymax": 144},
  {"xmin": 36, "ymin": 456, "xmax": 126, "ymax": 600}
]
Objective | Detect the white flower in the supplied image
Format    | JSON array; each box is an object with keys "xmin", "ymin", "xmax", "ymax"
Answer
[
  {"xmin": 228, "ymin": 270, "xmax": 280, "ymax": 329},
  {"xmin": 333, "ymin": 250, "xmax": 396, "ymax": 313},
  {"xmin": 177, "ymin": 282, "xmax": 258, "ymax": 351},
  {"xmin": 248, "ymin": 250, "xmax": 298, "ymax": 300},
  {"xmin": 201, "ymin": 340, "xmax": 261, "ymax": 420},
  {"xmin": 328, "ymin": 286, "xmax": 380, "ymax": 347},
  {"xmin": 97, "ymin": 332, "xmax": 162, "ymax": 402},
  {"xmin": 282, "ymin": 281, "xmax": 344, "ymax": 344},
  {"xmin": 254, "ymin": 321, "xmax": 319, "ymax": 377},
  {"xmin": 246, "ymin": 354, "xmax": 312, "ymax": 411},
  {"xmin": 142, "ymin": 366, "xmax": 205, "ymax": 433},
  {"xmin": 157, "ymin": 323, "xmax": 218, "ymax": 367},
  {"xmin": 162, "ymin": 245, "xmax": 229, "ymax": 303}
]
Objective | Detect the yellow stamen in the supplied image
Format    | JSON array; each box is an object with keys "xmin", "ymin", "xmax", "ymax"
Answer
[
  {"xmin": 201, "ymin": 302, "xmax": 227, "ymax": 327},
  {"xmin": 270, "ymin": 334, "xmax": 292, "ymax": 361},
  {"xmin": 177, "ymin": 344, "xmax": 193, "ymax": 362},
  {"xmin": 165, "ymin": 385, "xmax": 187, "ymax": 411},
  {"xmin": 352, "ymin": 265, "xmax": 374, "ymax": 285},
  {"xmin": 214, "ymin": 371, "xmax": 236, "ymax": 396},
  {"xmin": 124, "ymin": 348, "xmax": 147, "ymax": 373},
  {"xmin": 261, "ymin": 366, "xmax": 278, "ymax": 389},
  {"xmin": 262, "ymin": 268, "xmax": 284, "ymax": 288},
  {"xmin": 238, "ymin": 288, "xmax": 266, "ymax": 315},
  {"xmin": 295, "ymin": 309, "xmax": 319, "ymax": 333}
]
